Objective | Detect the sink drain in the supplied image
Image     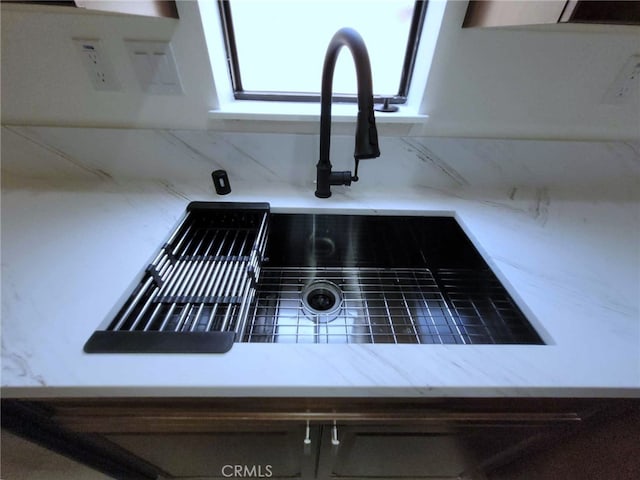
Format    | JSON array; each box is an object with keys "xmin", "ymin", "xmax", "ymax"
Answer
[{"xmin": 301, "ymin": 280, "xmax": 343, "ymax": 323}]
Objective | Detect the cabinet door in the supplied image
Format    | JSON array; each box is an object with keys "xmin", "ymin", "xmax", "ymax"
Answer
[
  {"xmin": 316, "ymin": 424, "xmax": 542, "ymax": 479},
  {"xmin": 105, "ymin": 424, "xmax": 318, "ymax": 479},
  {"xmin": 463, "ymin": 0, "xmax": 640, "ymax": 27}
]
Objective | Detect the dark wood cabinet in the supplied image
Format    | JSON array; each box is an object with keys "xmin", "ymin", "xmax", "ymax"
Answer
[
  {"xmin": 105, "ymin": 426, "xmax": 317, "ymax": 479},
  {"xmin": 3, "ymin": 0, "xmax": 179, "ymax": 18},
  {"xmin": 2, "ymin": 398, "xmax": 638, "ymax": 480},
  {"xmin": 463, "ymin": 1, "xmax": 640, "ymax": 28},
  {"xmin": 317, "ymin": 424, "xmax": 503, "ymax": 479}
]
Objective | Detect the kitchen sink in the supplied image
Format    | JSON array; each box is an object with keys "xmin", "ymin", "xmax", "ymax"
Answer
[
  {"xmin": 244, "ymin": 214, "xmax": 543, "ymax": 345},
  {"xmin": 84, "ymin": 203, "xmax": 543, "ymax": 353}
]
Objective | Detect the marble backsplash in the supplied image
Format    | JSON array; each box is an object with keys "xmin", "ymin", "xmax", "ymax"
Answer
[{"xmin": 2, "ymin": 126, "xmax": 639, "ymax": 200}]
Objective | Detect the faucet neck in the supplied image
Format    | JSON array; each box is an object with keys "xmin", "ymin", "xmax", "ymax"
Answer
[{"xmin": 319, "ymin": 28, "xmax": 379, "ymax": 166}]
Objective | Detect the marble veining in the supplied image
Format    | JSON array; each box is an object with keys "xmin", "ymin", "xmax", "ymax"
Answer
[
  {"xmin": 400, "ymin": 137, "xmax": 470, "ymax": 187},
  {"xmin": 4, "ymin": 126, "xmax": 638, "ymax": 194},
  {"xmin": 2, "ymin": 341, "xmax": 46, "ymax": 387},
  {"xmin": 1, "ymin": 126, "xmax": 639, "ymax": 397},
  {"xmin": 154, "ymin": 130, "xmax": 224, "ymax": 171}
]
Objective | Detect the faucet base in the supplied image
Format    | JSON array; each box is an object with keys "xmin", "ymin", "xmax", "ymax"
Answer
[{"xmin": 316, "ymin": 168, "xmax": 354, "ymax": 198}]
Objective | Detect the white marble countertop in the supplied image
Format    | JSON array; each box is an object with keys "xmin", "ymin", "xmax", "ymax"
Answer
[
  {"xmin": 2, "ymin": 175, "xmax": 639, "ymax": 398},
  {"xmin": 2, "ymin": 180, "xmax": 640, "ymax": 397}
]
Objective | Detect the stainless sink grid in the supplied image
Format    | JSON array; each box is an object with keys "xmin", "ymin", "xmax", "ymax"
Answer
[{"xmin": 244, "ymin": 267, "xmax": 541, "ymax": 344}]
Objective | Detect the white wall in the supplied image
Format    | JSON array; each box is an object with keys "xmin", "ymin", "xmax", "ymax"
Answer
[
  {"xmin": 1, "ymin": 1, "xmax": 639, "ymax": 139},
  {"xmin": 0, "ymin": 1, "xmax": 217, "ymax": 129},
  {"xmin": 420, "ymin": 0, "xmax": 639, "ymax": 140}
]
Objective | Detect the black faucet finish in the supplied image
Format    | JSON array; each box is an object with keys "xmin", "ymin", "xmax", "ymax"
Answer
[{"xmin": 315, "ymin": 28, "xmax": 380, "ymax": 199}]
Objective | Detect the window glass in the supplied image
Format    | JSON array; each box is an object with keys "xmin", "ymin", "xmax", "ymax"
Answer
[{"xmin": 228, "ymin": 0, "xmax": 416, "ymax": 97}]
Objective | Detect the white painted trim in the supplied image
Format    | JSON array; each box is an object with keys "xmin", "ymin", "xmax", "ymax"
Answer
[
  {"xmin": 198, "ymin": 0, "xmax": 441, "ymax": 134},
  {"xmin": 207, "ymin": 103, "xmax": 429, "ymax": 135},
  {"xmin": 406, "ymin": 0, "xmax": 448, "ymax": 109}
]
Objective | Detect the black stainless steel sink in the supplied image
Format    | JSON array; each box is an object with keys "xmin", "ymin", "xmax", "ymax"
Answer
[
  {"xmin": 85, "ymin": 204, "xmax": 543, "ymax": 353},
  {"xmin": 244, "ymin": 214, "xmax": 543, "ymax": 345}
]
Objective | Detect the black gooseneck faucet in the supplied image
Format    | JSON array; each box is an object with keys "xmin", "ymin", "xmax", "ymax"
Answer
[{"xmin": 315, "ymin": 28, "xmax": 380, "ymax": 199}]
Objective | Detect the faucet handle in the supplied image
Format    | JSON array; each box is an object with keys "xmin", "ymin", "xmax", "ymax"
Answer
[
  {"xmin": 329, "ymin": 170, "xmax": 354, "ymax": 186},
  {"xmin": 352, "ymin": 159, "xmax": 360, "ymax": 182}
]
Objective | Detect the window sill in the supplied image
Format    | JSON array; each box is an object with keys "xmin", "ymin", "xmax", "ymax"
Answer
[{"xmin": 207, "ymin": 100, "xmax": 428, "ymax": 136}]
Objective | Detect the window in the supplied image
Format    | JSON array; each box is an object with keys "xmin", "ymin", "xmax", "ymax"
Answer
[{"xmin": 217, "ymin": 0, "xmax": 428, "ymax": 104}]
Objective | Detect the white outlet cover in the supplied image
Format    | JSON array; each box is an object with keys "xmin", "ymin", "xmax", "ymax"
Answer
[
  {"xmin": 73, "ymin": 38, "xmax": 120, "ymax": 91},
  {"xmin": 602, "ymin": 55, "xmax": 640, "ymax": 105},
  {"xmin": 125, "ymin": 40, "xmax": 183, "ymax": 95}
]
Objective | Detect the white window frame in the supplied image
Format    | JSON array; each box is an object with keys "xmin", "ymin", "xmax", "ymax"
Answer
[{"xmin": 197, "ymin": 0, "xmax": 448, "ymax": 133}]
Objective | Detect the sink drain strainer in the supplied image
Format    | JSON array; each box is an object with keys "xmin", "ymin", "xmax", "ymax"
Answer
[{"xmin": 301, "ymin": 280, "xmax": 343, "ymax": 323}]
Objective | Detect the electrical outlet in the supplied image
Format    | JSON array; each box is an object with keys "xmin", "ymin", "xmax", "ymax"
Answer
[
  {"xmin": 603, "ymin": 55, "xmax": 640, "ymax": 104},
  {"xmin": 73, "ymin": 38, "xmax": 120, "ymax": 91}
]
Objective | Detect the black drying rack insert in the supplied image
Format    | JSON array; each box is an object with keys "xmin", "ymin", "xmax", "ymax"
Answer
[{"xmin": 84, "ymin": 202, "xmax": 270, "ymax": 353}]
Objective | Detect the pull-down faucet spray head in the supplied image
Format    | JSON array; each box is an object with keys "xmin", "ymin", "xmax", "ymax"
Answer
[
  {"xmin": 354, "ymin": 104, "xmax": 380, "ymax": 161},
  {"xmin": 315, "ymin": 28, "xmax": 380, "ymax": 199}
]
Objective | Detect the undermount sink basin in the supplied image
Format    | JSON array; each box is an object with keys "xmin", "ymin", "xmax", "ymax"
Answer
[
  {"xmin": 84, "ymin": 203, "xmax": 543, "ymax": 354},
  {"xmin": 243, "ymin": 214, "xmax": 543, "ymax": 345}
]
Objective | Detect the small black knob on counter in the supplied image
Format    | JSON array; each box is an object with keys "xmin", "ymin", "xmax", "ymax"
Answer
[{"xmin": 211, "ymin": 170, "xmax": 231, "ymax": 195}]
